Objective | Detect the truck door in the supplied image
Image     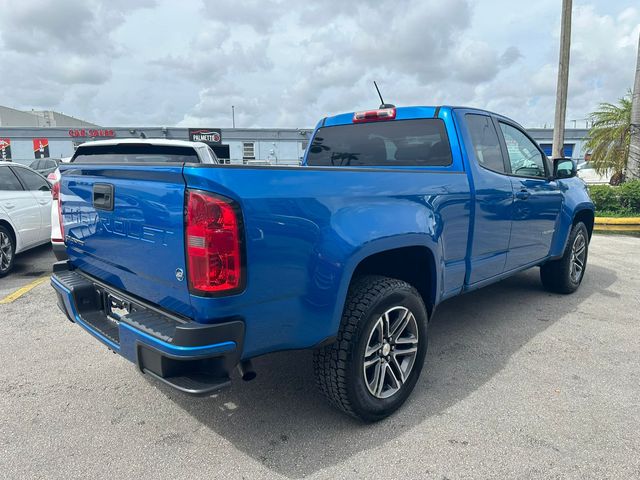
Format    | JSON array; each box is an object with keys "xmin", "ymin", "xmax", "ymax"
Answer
[
  {"xmin": 497, "ymin": 121, "xmax": 563, "ymax": 270},
  {"xmin": 462, "ymin": 113, "xmax": 515, "ymax": 285}
]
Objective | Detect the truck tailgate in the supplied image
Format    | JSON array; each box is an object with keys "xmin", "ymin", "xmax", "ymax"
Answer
[{"xmin": 60, "ymin": 164, "xmax": 192, "ymax": 317}]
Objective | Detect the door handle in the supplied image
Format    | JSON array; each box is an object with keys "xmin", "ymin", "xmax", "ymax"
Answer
[
  {"xmin": 515, "ymin": 189, "xmax": 531, "ymax": 200},
  {"xmin": 3, "ymin": 202, "xmax": 15, "ymax": 209},
  {"xmin": 93, "ymin": 183, "xmax": 114, "ymax": 211}
]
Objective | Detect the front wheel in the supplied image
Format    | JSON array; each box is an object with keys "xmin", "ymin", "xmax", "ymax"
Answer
[
  {"xmin": 313, "ymin": 275, "xmax": 428, "ymax": 421},
  {"xmin": 540, "ymin": 222, "xmax": 589, "ymax": 294}
]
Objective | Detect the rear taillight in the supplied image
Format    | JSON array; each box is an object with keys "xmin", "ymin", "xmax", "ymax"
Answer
[
  {"xmin": 353, "ymin": 107, "xmax": 396, "ymax": 123},
  {"xmin": 51, "ymin": 181, "xmax": 60, "ymax": 200},
  {"xmin": 185, "ymin": 190, "xmax": 244, "ymax": 295},
  {"xmin": 51, "ymin": 181, "xmax": 64, "ymax": 242}
]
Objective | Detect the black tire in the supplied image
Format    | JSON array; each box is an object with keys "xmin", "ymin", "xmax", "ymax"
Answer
[
  {"xmin": 313, "ymin": 275, "xmax": 428, "ymax": 421},
  {"xmin": 0, "ymin": 225, "xmax": 16, "ymax": 278},
  {"xmin": 540, "ymin": 222, "xmax": 589, "ymax": 294}
]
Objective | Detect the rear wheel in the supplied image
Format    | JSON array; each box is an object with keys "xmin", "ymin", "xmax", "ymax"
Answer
[
  {"xmin": 0, "ymin": 226, "xmax": 15, "ymax": 278},
  {"xmin": 313, "ymin": 275, "xmax": 428, "ymax": 421},
  {"xmin": 540, "ymin": 222, "xmax": 589, "ymax": 294}
]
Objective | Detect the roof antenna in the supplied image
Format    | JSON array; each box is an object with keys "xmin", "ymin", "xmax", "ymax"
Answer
[{"xmin": 374, "ymin": 81, "xmax": 395, "ymax": 109}]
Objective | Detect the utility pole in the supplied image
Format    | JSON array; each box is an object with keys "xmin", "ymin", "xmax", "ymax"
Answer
[
  {"xmin": 627, "ymin": 33, "xmax": 640, "ymax": 181},
  {"xmin": 231, "ymin": 105, "xmax": 236, "ymax": 129},
  {"xmin": 552, "ymin": 0, "xmax": 572, "ymax": 160}
]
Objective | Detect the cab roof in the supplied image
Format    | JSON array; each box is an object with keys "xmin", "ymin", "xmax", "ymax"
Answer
[{"xmin": 320, "ymin": 105, "xmax": 518, "ymax": 128}]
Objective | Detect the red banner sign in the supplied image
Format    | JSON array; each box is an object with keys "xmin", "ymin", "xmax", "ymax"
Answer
[
  {"xmin": 33, "ymin": 138, "xmax": 50, "ymax": 159},
  {"xmin": 0, "ymin": 138, "xmax": 10, "ymax": 160}
]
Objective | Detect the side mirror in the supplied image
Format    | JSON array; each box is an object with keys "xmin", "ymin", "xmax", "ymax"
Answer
[{"xmin": 553, "ymin": 158, "xmax": 576, "ymax": 179}]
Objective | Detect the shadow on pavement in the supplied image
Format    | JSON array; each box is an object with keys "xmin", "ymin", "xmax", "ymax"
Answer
[
  {"xmin": 157, "ymin": 264, "xmax": 617, "ymax": 478},
  {"xmin": 10, "ymin": 243, "xmax": 54, "ymax": 277}
]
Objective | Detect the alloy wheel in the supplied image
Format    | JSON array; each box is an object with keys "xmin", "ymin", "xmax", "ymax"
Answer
[
  {"xmin": 569, "ymin": 232, "xmax": 586, "ymax": 283},
  {"xmin": 0, "ymin": 231, "xmax": 13, "ymax": 273},
  {"xmin": 363, "ymin": 306, "xmax": 419, "ymax": 399}
]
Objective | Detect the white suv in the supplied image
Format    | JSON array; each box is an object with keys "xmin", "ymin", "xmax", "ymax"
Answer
[
  {"xmin": 0, "ymin": 163, "xmax": 52, "ymax": 276},
  {"xmin": 47, "ymin": 168, "xmax": 66, "ymax": 260}
]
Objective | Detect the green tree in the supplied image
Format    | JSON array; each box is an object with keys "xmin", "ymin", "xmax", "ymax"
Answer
[{"xmin": 585, "ymin": 92, "xmax": 632, "ymax": 183}]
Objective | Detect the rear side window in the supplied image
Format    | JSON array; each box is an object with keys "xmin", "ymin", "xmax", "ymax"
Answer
[
  {"xmin": 306, "ymin": 119, "xmax": 452, "ymax": 167},
  {"xmin": 465, "ymin": 114, "xmax": 506, "ymax": 173},
  {"xmin": 0, "ymin": 167, "xmax": 23, "ymax": 191},
  {"xmin": 12, "ymin": 167, "xmax": 50, "ymax": 191},
  {"xmin": 72, "ymin": 144, "xmax": 200, "ymax": 164}
]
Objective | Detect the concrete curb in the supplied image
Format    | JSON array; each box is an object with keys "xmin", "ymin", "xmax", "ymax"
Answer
[{"xmin": 594, "ymin": 217, "xmax": 640, "ymax": 232}]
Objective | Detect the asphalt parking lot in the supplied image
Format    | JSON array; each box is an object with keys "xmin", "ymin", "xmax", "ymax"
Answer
[
  {"xmin": 0, "ymin": 243, "xmax": 55, "ymax": 299},
  {"xmin": 1, "ymin": 234, "xmax": 639, "ymax": 480}
]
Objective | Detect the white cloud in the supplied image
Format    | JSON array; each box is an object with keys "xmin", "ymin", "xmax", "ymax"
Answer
[{"xmin": 0, "ymin": 0, "xmax": 637, "ymax": 128}]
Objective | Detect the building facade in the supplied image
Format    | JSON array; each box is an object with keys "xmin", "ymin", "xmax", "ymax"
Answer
[
  {"xmin": 0, "ymin": 125, "xmax": 312, "ymax": 165},
  {"xmin": 0, "ymin": 105, "xmax": 588, "ymax": 165}
]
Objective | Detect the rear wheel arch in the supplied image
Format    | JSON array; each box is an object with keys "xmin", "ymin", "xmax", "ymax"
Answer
[{"xmin": 349, "ymin": 245, "xmax": 437, "ymax": 316}]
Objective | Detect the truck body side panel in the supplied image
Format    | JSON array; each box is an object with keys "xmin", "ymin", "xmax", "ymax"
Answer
[{"xmin": 183, "ymin": 166, "xmax": 470, "ymax": 358}]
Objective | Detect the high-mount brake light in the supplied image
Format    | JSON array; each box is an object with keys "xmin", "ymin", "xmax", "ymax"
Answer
[
  {"xmin": 352, "ymin": 107, "xmax": 396, "ymax": 123},
  {"xmin": 185, "ymin": 190, "xmax": 244, "ymax": 295}
]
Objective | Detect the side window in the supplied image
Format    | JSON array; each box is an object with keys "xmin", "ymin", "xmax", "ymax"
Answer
[
  {"xmin": 0, "ymin": 168, "xmax": 24, "ymax": 191},
  {"xmin": 12, "ymin": 167, "xmax": 50, "ymax": 191},
  {"xmin": 465, "ymin": 114, "xmax": 506, "ymax": 173},
  {"xmin": 499, "ymin": 123, "xmax": 546, "ymax": 178}
]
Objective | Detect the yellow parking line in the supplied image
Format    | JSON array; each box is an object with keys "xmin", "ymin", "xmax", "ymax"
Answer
[{"xmin": 0, "ymin": 275, "xmax": 50, "ymax": 305}]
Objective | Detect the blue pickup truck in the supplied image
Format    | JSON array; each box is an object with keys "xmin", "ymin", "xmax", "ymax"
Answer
[{"xmin": 51, "ymin": 106, "xmax": 594, "ymax": 421}]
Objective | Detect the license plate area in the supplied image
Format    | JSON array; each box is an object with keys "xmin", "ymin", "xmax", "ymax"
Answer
[{"xmin": 103, "ymin": 291, "xmax": 132, "ymax": 322}]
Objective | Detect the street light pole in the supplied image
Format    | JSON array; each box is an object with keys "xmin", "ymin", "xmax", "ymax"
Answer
[
  {"xmin": 552, "ymin": 0, "xmax": 572, "ymax": 160},
  {"xmin": 232, "ymin": 105, "xmax": 236, "ymax": 129}
]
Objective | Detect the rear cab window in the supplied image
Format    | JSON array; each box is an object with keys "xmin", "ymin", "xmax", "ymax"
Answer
[
  {"xmin": 306, "ymin": 119, "xmax": 452, "ymax": 167},
  {"xmin": 72, "ymin": 144, "xmax": 200, "ymax": 164}
]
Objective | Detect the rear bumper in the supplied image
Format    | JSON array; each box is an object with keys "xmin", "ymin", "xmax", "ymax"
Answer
[{"xmin": 51, "ymin": 261, "xmax": 244, "ymax": 395}]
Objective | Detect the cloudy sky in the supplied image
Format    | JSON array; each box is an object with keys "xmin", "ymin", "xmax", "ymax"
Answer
[{"xmin": 0, "ymin": 0, "xmax": 638, "ymax": 128}]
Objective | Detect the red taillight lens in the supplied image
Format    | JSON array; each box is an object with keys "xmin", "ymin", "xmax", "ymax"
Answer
[
  {"xmin": 185, "ymin": 190, "xmax": 243, "ymax": 295},
  {"xmin": 353, "ymin": 107, "xmax": 396, "ymax": 123},
  {"xmin": 51, "ymin": 181, "xmax": 60, "ymax": 200}
]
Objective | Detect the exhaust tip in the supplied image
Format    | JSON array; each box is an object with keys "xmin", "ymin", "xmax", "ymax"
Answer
[{"xmin": 237, "ymin": 360, "xmax": 256, "ymax": 381}]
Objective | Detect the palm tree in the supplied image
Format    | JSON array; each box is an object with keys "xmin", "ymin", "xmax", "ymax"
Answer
[{"xmin": 585, "ymin": 92, "xmax": 632, "ymax": 184}]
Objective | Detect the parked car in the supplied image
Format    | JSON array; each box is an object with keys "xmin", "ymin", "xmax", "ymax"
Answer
[
  {"xmin": 0, "ymin": 163, "xmax": 52, "ymax": 276},
  {"xmin": 47, "ymin": 168, "xmax": 67, "ymax": 261},
  {"xmin": 29, "ymin": 158, "xmax": 62, "ymax": 177},
  {"xmin": 577, "ymin": 161, "xmax": 611, "ymax": 184},
  {"xmin": 51, "ymin": 108, "xmax": 594, "ymax": 421}
]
